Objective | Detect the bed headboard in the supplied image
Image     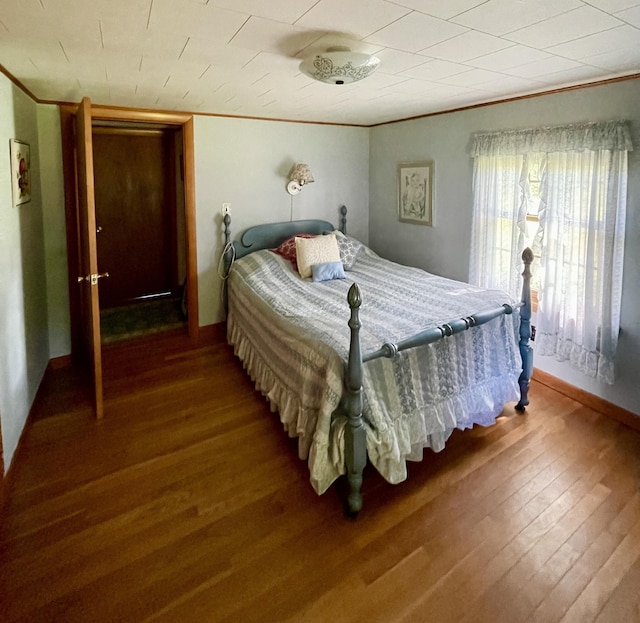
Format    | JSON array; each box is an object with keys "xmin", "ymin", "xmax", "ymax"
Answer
[
  {"xmin": 227, "ymin": 205, "xmax": 348, "ymax": 260},
  {"xmin": 232, "ymin": 219, "xmax": 334, "ymax": 259}
]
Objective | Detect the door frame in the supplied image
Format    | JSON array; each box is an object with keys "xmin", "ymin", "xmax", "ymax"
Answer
[{"xmin": 60, "ymin": 105, "xmax": 199, "ymax": 353}]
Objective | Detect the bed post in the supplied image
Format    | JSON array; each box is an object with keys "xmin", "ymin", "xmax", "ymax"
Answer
[
  {"xmin": 516, "ymin": 248, "xmax": 534, "ymax": 412},
  {"xmin": 222, "ymin": 213, "xmax": 232, "ymax": 313},
  {"xmin": 344, "ymin": 283, "xmax": 366, "ymax": 516},
  {"xmin": 340, "ymin": 205, "xmax": 347, "ymax": 234},
  {"xmin": 223, "ymin": 213, "xmax": 231, "ymax": 247}
]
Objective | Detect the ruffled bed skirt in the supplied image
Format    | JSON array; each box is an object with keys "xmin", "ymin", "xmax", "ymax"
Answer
[{"xmin": 228, "ymin": 307, "xmax": 520, "ymax": 495}]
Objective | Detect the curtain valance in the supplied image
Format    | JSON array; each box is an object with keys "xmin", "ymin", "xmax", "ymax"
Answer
[{"xmin": 471, "ymin": 120, "xmax": 633, "ymax": 156}]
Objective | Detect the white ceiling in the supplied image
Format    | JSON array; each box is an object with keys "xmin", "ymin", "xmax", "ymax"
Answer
[{"xmin": 1, "ymin": 0, "xmax": 639, "ymax": 126}]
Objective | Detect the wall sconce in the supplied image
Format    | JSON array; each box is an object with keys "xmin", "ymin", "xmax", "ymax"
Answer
[{"xmin": 287, "ymin": 163, "xmax": 314, "ymax": 195}]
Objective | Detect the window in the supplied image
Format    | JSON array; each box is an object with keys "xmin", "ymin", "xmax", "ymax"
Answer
[{"xmin": 469, "ymin": 121, "xmax": 632, "ymax": 383}]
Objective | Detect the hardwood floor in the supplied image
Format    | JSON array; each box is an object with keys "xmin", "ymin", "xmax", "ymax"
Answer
[{"xmin": 1, "ymin": 327, "xmax": 639, "ymax": 623}]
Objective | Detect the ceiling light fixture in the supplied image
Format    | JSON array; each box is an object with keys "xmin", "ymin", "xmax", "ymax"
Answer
[{"xmin": 300, "ymin": 46, "xmax": 381, "ymax": 85}]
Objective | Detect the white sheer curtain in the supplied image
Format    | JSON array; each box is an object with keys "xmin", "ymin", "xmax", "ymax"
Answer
[{"xmin": 470, "ymin": 120, "xmax": 632, "ymax": 383}]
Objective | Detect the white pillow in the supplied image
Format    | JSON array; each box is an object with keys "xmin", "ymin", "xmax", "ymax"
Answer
[{"xmin": 295, "ymin": 234, "xmax": 341, "ymax": 278}]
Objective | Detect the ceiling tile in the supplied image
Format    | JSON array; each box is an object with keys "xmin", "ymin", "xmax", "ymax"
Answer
[
  {"xmin": 228, "ymin": 15, "xmax": 320, "ymax": 56},
  {"xmin": 451, "ymin": 0, "xmax": 583, "ymax": 36},
  {"xmin": 615, "ymin": 5, "xmax": 640, "ymax": 27},
  {"xmin": 468, "ymin": 45, "xmax": 552, "ymax": 71},
  {"xmin": 503, "ymin": 6, "xmax": 625, "ymax": 48},
  {"xmin": 420, "ymin": 31, "xmax": 514, "ymax": 62},
  {"xmin": 385, "ymin": 0, "xmax": 488, "ymax": 20},
  {"xmin": 148, "ymin": 0, "xmax": 248, "ymax": 41},
  {"xmin": 384, "ymin": 77, "xmax": 446, "ymax": 94},
  {"xmin": 586, "ymin": 0, "xmax": 640, "ymax": 11},
  {"xmin": 473, "ymin": 74, "xmax": 546, "ymax": 94},
  {"xmin": 547, "ymin": 24, "xmax": 640, "ymax": 59},
  {"xmin": 178, "ymin": 38, "xmax": 258, "ymax": 67},
  {"xmin": 441, "ymin": 67, "xmax": 511, "ymax": 86},
  {"xmin": 399, "ymin": 59, "xmax": 470, "ymax": 80},
  {"xmin": 243, "ymin": 51, "xmax": 302, "ymax": 74},
  {"xmin": 101, "ymin": 31, "xmax": 189, "ymax": 61},
  {"xmin": 207, "ymin": 0, "xmax": 318, "ymax": 24},
  {"xmin": 580, "ymin": 45, "xmax": 640, "ymax": 70},
  {"xmin": 536, "ymin": 64, "xmax": 615, "ymax": 85},
  {"xmin": 365, "ymin": 11, "xmax": 469, "ymax": 53},
  {"xmin": 501, "ymin": 56, "xmax": 585, "ymax": 79},
  {"xmin": 295, "ymin": 0, "xmax": 410, "ymax": 38},
  {"xmin": 374, "ymin": 48, "xmax": 430, "ymax": 73}
]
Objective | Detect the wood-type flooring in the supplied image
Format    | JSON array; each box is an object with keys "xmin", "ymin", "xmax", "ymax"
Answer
[{"xmin": 1, "ymin": 327, "xmax": 639, "ymax": 622}]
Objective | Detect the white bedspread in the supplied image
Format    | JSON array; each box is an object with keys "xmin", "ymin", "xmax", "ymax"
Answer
[{"xmin": 227, "ymin": 246, "xmax": 521, "ymax": 494}]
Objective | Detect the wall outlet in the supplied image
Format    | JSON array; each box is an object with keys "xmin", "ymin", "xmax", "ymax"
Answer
[{"xmin": 222, "ymin": 203, "xmax": 231, "ymax": 216}]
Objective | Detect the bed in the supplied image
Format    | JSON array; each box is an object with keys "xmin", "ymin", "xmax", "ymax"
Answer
[{"xmin": 222, "ymin": 206, "xmax": 533, "ymax": 516}]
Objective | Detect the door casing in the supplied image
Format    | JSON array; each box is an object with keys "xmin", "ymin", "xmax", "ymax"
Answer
[{"xmin": 60, "ymin": 105, "xmax": 199, "ymax": 358}]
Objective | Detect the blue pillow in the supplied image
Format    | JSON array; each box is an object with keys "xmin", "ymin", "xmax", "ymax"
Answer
[{"xmin": 311, "ymin": 261, "xmax": 346, "ymax": 282}]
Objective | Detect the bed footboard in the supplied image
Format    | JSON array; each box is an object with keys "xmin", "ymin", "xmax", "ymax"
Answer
[{"xmin": 342, "ymin": 248, "xmax": 534, "ymax": 514}]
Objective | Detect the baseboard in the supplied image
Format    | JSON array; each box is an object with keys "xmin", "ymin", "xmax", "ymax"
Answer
[
  {"xmin": 1, "ymin": 357, "xmax": 58, "ymax": 509},
  {"xmin": 49, "ymin": 354, "xmax": 72, "ymax": 370},
  {"xmin": 196, "ymin": 322, "xmax": 227, "ymax": 345},
  {"xmin": 0, "ymin": 417, "xmax": 5, "ymax": 507},
  {"xmin": 533, "ymin": 367, "xmax": 640, "ymax": 433}
]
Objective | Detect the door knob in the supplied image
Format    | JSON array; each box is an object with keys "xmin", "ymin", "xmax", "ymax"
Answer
[{"xmin": 77, "ymin": 272, "xmax": 110, "ymax": 285}]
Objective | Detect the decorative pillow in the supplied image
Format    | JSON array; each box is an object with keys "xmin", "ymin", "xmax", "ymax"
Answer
[
  {"xmin": 335, "ymin": 235, "xmax": 364, "ymax": 270},
  {"xmin": 271, "ymin": 233, "xmax": 314, "ymax": 271},
  {"xmin": 295, "ymin": 234, "xmax": 341, "ymax": 278},
  {"xmin": 311, "ymin": 261, "xmax": 346, "ymax": 282}
]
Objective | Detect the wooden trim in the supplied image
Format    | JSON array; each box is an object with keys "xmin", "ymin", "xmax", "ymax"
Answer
[
  {"xmin": 533, "ymin": 367, "xmax": 640, "ymax": 432},
  {"xmin": 59, "ymin": 103, "xmax": 362, "ymax": 128},
  {"xmin": 60, "ymin": 104, "xmax": 199, "ymax": 348},
  {"xmin": 0, "ymin": 63, "xmax": 39, "ymax": 101},
  {"xmin": 182, "ymin": 117, "xmax": 199, "ymax": 342},
  {"xmin": 0, "ymin": 412, "xmax": 4, "ymax": 505},
  {"xmin": 194, "ymin": 322, "xmax": 226, "ymax": 345},
  {"xmin": 49, "ymin": 354, "xmax": 72, "ymax": 370},
  {"xmin": 88, "ymin": 105, "xmax": 199, "ymax": 339},
  {"xmin": 60, "ymin": 104, "xmax": 192, "ymax": 126},
  {"xmin": 370, "ymin": 73, "xmax": 640, "ymax": 127},
  {"xmin": 29, "ymin": 73, "xmax": 640, "ymax": 130},
  {"xmin": 0, "ymin": 357, "xmax": 59, "ymax": 507},
  {"xmin": 92, "ymin": 127, "xmax": 167, "ymax": 137}
]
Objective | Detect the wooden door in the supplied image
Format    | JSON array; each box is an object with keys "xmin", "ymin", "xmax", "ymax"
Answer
[
  {"xmin": 93, "ymin": 128, "xmax": 177, "ymax": 309},
  {"xmin": 75, "ymin": 97, "xmax": 104, "ymax": 419},
  {"xmin": 60, "ymin": 105, "xmax": 199, "ymax": 348}
]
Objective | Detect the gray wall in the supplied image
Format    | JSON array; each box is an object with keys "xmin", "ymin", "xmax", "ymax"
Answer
[
  {"xmin": 370, "ymin": 79, "xmax": 640, "ymax": 417},
  {"xmin": 0, "ymin": 75, "xmax": 50, "ymax": 471},
  {"xmin": 38, "ymin": 105, "xmax": 70, "ymax": 358},
  {"xmin": 194, "ymin": 115, "xmax": 369, "ymax": 326}
]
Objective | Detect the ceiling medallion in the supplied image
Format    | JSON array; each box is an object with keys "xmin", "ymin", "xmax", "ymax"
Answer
[{"xmin": 300, "ymin": 46, "xmax": 381, "ymax": 85}]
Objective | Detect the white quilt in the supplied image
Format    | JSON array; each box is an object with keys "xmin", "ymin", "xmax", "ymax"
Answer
[{"xmin": 227, "ymin": 246, "xmax": 521, "ymax": 494}]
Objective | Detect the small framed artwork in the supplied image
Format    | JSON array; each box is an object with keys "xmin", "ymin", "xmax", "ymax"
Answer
[
  {"xmin": 10, "ymin": 139, "xmax": 31, "ymax": 207},
  {"xmin": 398, "ymin": 161, "xmax": 433, "ymax": 226}
]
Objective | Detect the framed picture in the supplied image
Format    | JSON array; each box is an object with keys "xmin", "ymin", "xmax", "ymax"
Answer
[
  {"xmin": 10, "ymin": 139, "xmax": 31, "ymax": 207},
  {"xmin": 398, "ymin": 161, "xmax": 433, "ymax": 226}
]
